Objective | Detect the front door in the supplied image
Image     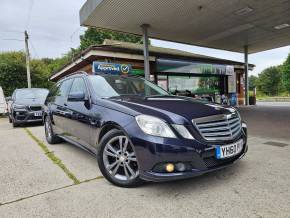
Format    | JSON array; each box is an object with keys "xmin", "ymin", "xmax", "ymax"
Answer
[{"xmin": 65, "ymin": 77, "xmax": 93, "ymax": 148}]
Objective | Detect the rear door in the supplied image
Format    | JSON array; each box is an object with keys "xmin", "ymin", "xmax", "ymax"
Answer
[{"xmin": 49, "ymin": 79, "xmax": 73, "ymax": 135}]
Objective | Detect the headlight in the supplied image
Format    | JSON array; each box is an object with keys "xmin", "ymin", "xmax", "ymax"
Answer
[
  {"xmin": 13, "ymin": 104, "xmax": 26, "ymax": 109},
  {"xmin": 172, "ymin": 124, "xmax": 194, "ymax": 139},
  {"xmin": 236, "ymin": 111, "xmax": 242, "ymax": 123},
  {"xmin": 242, "ymin": 122, "xmax": 247, "ymax": 136},
  {"xmin": 135, "ymin": 115, "xmax": 176, "ymax": 138},
  {"xmin": 230, "ymin": 106, "xmax": 241, "ymax": 121},
  {"xmin": 242, "ymin": 122, "xmax": 247, "ymax": 128}
]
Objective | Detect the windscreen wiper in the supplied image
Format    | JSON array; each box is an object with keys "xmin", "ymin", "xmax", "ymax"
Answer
[
  {"xmin": 144, "ymin": 95, "xmax": 175, "ymax": 100},
  {"xmin": 104, "ymin": 94, "xmax": 143, "ymax": 100}
]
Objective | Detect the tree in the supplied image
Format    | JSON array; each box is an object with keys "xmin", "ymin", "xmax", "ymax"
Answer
[
  {"xmin": 282, "ymin": 53, "xmax": 290, "ymax": 93},
  {"xmin": 0, "ymin": 52, "xmax": 27, "ymax": 96},
  {"xmin": 256, "ymin": 66, "xmax": 281, "ymax": 96},
  {"xmin": 50, "ymin": 28, "xmax": 148, "ymax": 74},
  {"xmin": 249, "ymin": 75, "xmax": 258, "ymax": 91},
  {"xmin": 80, "ymin": 28, "xmax": 144, "ymax": 50},
  {"xmin": 30, "ymin": 59, "xmax": 53, "ymax": 89},
  {"xmin": 0, "ymin": 51, "xmax": 52, "ymax": 96}
]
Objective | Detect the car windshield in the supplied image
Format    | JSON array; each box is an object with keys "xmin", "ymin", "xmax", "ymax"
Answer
[
  {"xmin": 89, "ymin": 75, "xmax": 169, "ymax": 98},
  {"xmin": 15, "ymin": 89, "xmax": 49, "ymax": 100}
]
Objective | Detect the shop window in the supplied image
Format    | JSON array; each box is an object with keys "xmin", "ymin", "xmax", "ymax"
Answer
[
  {"xmin": 168, "ymin": 75, "xmax": 221, "ymax": 95},
  {"xmin": 157, "ymin": 75, "xmax": 168, "ymax": 90}
]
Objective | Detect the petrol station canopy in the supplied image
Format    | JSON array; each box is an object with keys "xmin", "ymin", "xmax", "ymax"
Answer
[{"xmin": 80, "ymin": 0, "xmax": 290, "ymax": 54}]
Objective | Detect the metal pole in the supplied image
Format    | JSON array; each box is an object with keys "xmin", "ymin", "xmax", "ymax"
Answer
[
  {"xmin": 244, "ymin": 45, "xmax": 249, "ymax": 105},
  {"xmin": 141, "ymin": 24, "xmax": 150, "ymax": 80},
  {"xmin": 24, "ymin": 30, "xmax": 31, "ymax": 88}
]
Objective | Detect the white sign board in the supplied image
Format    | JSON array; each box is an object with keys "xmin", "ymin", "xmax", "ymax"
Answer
[{"xmin": 228, "ymin": 73, "xmax": 236, "ymax": 93}]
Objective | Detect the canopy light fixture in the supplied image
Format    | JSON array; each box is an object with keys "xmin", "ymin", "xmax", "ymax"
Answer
[
  {"xmin": 274, "ymin": 23, "xmax": 290, "ymax": 30},
  {"xmin": 235, "ymin": 7, "xmax": 253, "ymax": 16}
]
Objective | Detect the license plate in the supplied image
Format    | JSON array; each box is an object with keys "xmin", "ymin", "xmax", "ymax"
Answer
[
  {"xmin": 34, "ymin": 112, "xmax": 42, "ymax": 117},
  {"xmin": 215, "ymin": 139, "xmax": 243, "ymax": 159}
]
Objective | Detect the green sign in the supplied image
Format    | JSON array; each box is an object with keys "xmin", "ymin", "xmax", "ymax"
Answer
[
  {"xmin": 157, "ymin": 59, "xmax": 234, "ymax": 76},
  {"xmin": 131, "ymin": 69, "xmax": 144, "ymax": 75}
]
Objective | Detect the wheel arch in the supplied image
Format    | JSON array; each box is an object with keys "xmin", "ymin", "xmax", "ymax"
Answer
[
  {"xmin": 43, "ymin": 110, "xmax": 55, "ymax": 125},
  {"xmin": 42, "ymin": 111, "xmax": 48, "ymax": 123},
  {"xmin": 97, "ymin": 120, "xmax": 136, "ymax": 146},
  {"xmin": 97, "ymin": 122, "xmax": 123, "ymax": 145}
]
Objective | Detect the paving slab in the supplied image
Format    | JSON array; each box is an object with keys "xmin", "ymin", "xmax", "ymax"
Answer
[
  {"xmin": 27, "ymin": 126, "xmax": 102, "ymax": 182},
  {"xmin": 0, "ymin": 118, "xmax": 72, "ymax": 203},
  {"xmin": 0, "ymin": 136, "xmax": 289, "ymax": 218}
]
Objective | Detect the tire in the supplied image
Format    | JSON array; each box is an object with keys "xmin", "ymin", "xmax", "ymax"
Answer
[
  {"xmin": 12, "ymin": 118, "xmax": 19, "ymax": 127},
  {"xmin": 97, "ymin": 129, "xmax": 143, "ymax": 188},
  {"xmin": 44, "ymin": 116, "xmax": 62, "ymax": 144}
]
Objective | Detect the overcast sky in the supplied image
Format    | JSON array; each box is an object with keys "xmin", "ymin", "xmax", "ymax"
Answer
[{"xmin": 1, "ymin": 0, "xmax": 289, "ymax": 76}]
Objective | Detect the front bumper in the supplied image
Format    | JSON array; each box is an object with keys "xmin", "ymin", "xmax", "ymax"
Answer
[
  {"xmin": 141, "ymin": 147, "xmax": 247, "ymax": 182},
  {"xmin": 12, "ymin": 109, "xmax": 43, "ymax": 123},
  {"xmin": 124, "ymin": 121, "xmax": 248, "ymax": 182}
]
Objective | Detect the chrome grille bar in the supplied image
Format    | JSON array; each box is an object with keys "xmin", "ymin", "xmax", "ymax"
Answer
[{"xmin": 200, "ymin": 126, "xmax": 231, "ymax": 132}]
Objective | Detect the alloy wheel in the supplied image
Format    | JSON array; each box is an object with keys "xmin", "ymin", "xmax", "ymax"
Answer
[{"xmin": 103, "ymin": 135, "xmax": 139, "ymax": 181}]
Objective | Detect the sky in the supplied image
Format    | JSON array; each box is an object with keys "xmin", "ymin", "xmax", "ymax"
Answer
[{"xmin": 1, "ymin": 0, "xmax": 289, "ymax": 76}]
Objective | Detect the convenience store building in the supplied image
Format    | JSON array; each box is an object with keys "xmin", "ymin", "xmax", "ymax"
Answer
[{"xmin": 50, "ymin": 39, "xmax": 254, "ymax": 105}]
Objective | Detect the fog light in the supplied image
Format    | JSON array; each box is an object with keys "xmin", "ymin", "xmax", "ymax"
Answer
[
  {"xmin": 165, "ymin": 163, "xmax": 174, "ymax": 173},
  {"xmin": 175, "ymin": 163, "xmax": 186, "ymax": 172}
]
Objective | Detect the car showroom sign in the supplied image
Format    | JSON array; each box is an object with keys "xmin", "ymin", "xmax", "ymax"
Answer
[{"xmin": 93, "ymin": 62, "xmax": 132, "ymax": 75}]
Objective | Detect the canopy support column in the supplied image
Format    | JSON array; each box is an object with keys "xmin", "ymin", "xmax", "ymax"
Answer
[
  {"xmin": 141, "ymin": 24, "xmax": 150, "ymax": 80},
  {"xmin": 244, "ymin": 45, "xmax": 249, "ymax": 105}
]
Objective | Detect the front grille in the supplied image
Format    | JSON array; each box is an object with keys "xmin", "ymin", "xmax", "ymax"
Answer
[
  {"xmin": 16, "ymin": 116, "xmax": 26, "ymax": 121},
  {"xmin": 29, "ymin": 106, "xmax": 42, "ymax": 111},
  {"xmin": 29, "ymin": 115, "xmax": 42, "ymax": 120},
  {"xmin": 203, "ymin": 156, "xmax": 238, "ymax": 169},
  {"xmin": 193, "ymin": 113, "xmax": 242, "ymax": 141}
]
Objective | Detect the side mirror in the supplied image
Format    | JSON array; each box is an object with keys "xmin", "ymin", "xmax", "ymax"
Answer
[
  {"xmin": 68, "ymin": 92, "xmax": 86, "ymax": 102},
  {"xmin": 5, "ymin": 97, "xmax": 12, "ymax": 102}
]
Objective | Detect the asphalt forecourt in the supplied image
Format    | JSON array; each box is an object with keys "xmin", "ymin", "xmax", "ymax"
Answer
[{"xmin": 0, "ymin": 117, "xmax": 289, "ymax": 217}]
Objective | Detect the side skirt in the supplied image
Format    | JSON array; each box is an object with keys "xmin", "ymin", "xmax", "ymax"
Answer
[{"xmin": 58, "ymin": 135, "xmax": 98, "ymax": 157}]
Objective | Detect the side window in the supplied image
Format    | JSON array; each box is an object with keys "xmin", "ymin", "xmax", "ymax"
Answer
[
  {"xmin": 48, "ymin": 83, "xmax": 60, "ymax": 98},
  {"xmin": 69, "ymin": 77, "xmax": 87, "ymax": 94},
  {"xmin": 58, "ymin": 79, "xmax": 73, "ymax": 97}
]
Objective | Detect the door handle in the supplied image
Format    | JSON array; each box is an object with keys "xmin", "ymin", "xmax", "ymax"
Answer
[{"xmin": 64, "ymin": 103, "xmax": 68, "ymax": 107}]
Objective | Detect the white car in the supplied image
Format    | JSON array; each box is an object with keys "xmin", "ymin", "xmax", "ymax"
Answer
[{"xmin": 0, "ymin": 87, "xmax": 7, "ymax": 115}]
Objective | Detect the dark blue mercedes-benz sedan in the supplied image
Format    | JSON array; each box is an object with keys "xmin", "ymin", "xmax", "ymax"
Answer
[{"xmin": 44, "ymin": 72, "xmax": 247, "ymax": 187}]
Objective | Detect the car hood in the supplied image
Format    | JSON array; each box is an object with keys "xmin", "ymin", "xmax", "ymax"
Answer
[
  {"xmin": 100, "ymin": 96, "xmax": 236, "ymax": 125},
  {"xmin": 14, "ymin": 98, "xmax": 45, "ymax": 106}
]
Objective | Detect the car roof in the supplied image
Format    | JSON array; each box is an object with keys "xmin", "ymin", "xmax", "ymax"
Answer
[
  {"xmin": 58, "ymin": 71, "xmax": 88, "ymax": 83},
  {"xmin": 60, "ymin": 71, "xmax": 142, "ymax": 83},
  {"xmin": 92, "ymin": 73, "xmax": 142, "ymax": 78}
]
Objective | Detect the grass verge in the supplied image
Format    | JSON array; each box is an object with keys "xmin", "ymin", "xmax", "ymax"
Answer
[
  {"xmin": 0, "ymin": 176, "xmax": 104, "ymax": 207},
  {"xmin": 24, "ymin": 128, "xmax": 81, "ymax": 185}
]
